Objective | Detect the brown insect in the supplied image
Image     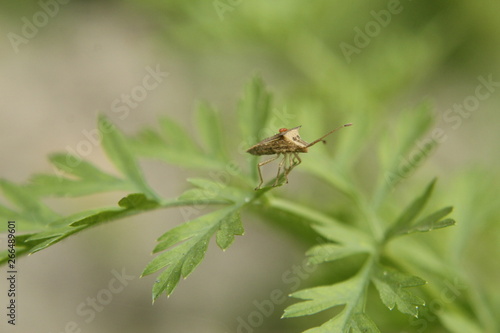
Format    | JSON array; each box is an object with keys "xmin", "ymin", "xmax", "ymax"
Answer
[{"xmin": 247, "ymin": 123, "xmax": 352, "ymax": 189}]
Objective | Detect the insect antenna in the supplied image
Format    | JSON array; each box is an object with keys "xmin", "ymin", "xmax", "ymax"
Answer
[{"xmin": 306, "ymin": 123, "xmax": 353, "ymax": 147}]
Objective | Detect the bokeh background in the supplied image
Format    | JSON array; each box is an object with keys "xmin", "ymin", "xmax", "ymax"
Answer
[{"xmin": 1, "ymin": 1, "xmax": 499, "ymax": 332}]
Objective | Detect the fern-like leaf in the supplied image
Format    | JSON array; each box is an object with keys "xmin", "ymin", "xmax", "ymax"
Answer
[
  {"xmin": 99, "ymin": 114, "xmax": 159, "ymax": 200},
  {"xmin": 127, "ymin": 107, "xmax": 230, "ymax": 170},
  {"xmin": 141, "ymin": 178, "xmax": 250, "ymax": 301},
  {"xmin": 379, "ymin": 103, "xmax": 435, "ymax": 190},
  {"xmin": 142, "ymin": 205, "xmax": 244, "ymax": 301},
  {"xmin": 0, "ymin": 179, "xmax": 60, "ymax": 229},
  {"xmin": 391, "ymin": 206, "xmax": 455, "ymax": 236},
  {"xmin": 385, "ymin": 178, "xmax": 456, "ymax": 240},
  {"xmin": 238, "ymin": 76, "xmax": 273, "ymax": 182},
  {"xmin": 28, "ymin": 153, "xmax": 131, "ymax": 197},
  {"xmin": 196, "ymin": 102, "xmax": 229, "ymax": 161},
  {"xmin": 371, "ymin": 265, "xmax": 426, "ymax": 317},
  {"xmin": 283, "ymin": 261, "xmax": 378, "ymax": 332}
]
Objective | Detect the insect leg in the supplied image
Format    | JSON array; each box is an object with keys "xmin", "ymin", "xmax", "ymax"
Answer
[
  {"xmin": 284, "ymin": 153, "xmax": 293, "ymax": 184},
  {"xmin": 274, "ymin": 153, "xmax": 287, "ymax": 187},
  {"xmin": 255, "ymin": 154, "xmax": 280, "ymax": 190},
  {"xmin": 283, "ymin": 152, "xmax": 301, "ymax": 182},
  {"xmin": 292, "ymin": 152, "xmax": 301, "ymax": 167}
]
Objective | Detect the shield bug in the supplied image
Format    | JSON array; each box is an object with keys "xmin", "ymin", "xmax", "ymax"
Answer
[{"xmin": 246, "ymin": 123, "xmax": 352, "ymax": 189}]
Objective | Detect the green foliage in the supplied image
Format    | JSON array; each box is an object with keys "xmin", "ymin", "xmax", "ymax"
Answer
[
  {"xmin": 283, "ymin": 260, "xmax": 378, "ymax": 333},
  {"xmin": 0, "ymin": 179, "xmax": 59, "ymax": 228},
  {"xmin": 2, "ymin": 77, "xmax": 495, "ymax": 333},
  {"xmin": 279, "ymin": 177, "xmax": 453, "ymax": 332},
  {"xmin": 142, "ymin": 205, "xmax": 244, "ymax": 299},
  {"xmin": 29, "ymin": 153, "xmax": 129, "ymax": 197},
  {"xmin": 128, "ymin": 108, "xmax": 229, "ymax": 170},
  {"xmin": 384, "ymin": 179, "xmax": 455, "ymax": 239},
  {"xmin": 141, "ymin": 178, "xmax": 250, "ymax": 300},
  {"xmin": 371, "ymin": 265, "xmax": 426, "ymax": 317}
]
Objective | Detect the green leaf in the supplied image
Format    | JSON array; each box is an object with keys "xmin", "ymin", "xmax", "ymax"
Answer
[
  {"xmin": 1, "ymin": 191, "xmax": 192, "ymax": 266},
  {"xmin": 28, "ymin": 173, "xmax": 127, "ymax": 197},
  {"xmin": 127, "ymin": 127, "xmax": 171, "ymax": 159},
  {"xmin": 284, "ymin": 282, "xmax": 355, "ymax": 318},
  {"xmin": 27, "ymin": 226, "xmax": 86, "ymax": 254},
  {"xmin": 0, "ymin": 233, "xmax": 38, "ymax": 265},
  {"xmin": 152, "ymin": 212, "xmax": 217, "ymax": 254},
  {"xmin": 283, "ymin": 261, "xmax": 377, "ymax": 332},
  {"xmin": 128, "ymin": 116, "xmax": 224, "ymax": 170},
  {"xmin": 385, "ymin": 178, "xmax": 436, "ymax": 240},
  {"xmin": 269, "ymin": 197, "xmax": 373, "ymax": 248},
  {"xmin": 300, "ymin": 310, "xmax": 351, "ymax": 333},
  {"xmin": 28, "ymin": 153, "xmax": 131, "ymax": 197},
  {"xmin": 216, "ymin": 210, "xmax": 243, "ymax": 249},
  {"xmin": 238, "ymin": 76, "xmax": 272, "ymax": 141},
  {"xmin": 48, "ymin": 153, "xmax": 121, "ymax": 181},
  {"xmin": 1, "ymin": 194, "xmax": 162, "ymax": 261},
  {"xmin": 0, "ymin": 204, "xmax": 21, "ymax": 225},
  {"xmin": 68, "ymin": 194, "xmax": 161, "ymax": 229},
  {"xmin": 0, "ymin": 179, "xmax": 59, "ymax": 227},
  {"xmin": 0, "ymin": 212, "xmax": 97, "ymax": 259},
  {"xmin": 142, "ymin": 206, "xmax": 244, "ymax": 301},
  {"xmin": 196, "ymin": 102, "xmax": 228, "ymax": 160},
  {"xmin": 181, "ymin": 178, "xmax": 247, "ymax": 203},
  {"xmin": 372, "ymin": 265, "xmax": 426, "ymax": 317},
  {"xmin": 23, "ymin": 202, "xmax": 146, "ymax": 254},
  {"xmin": 181, "ymin": 234, "xmax": 211, "ymax": 277},
  {"xmin": 378, "ymin": 103, "xmax": 435, "ymax": 188},
  {"xmin": 49, "ymin": 208, "xmax": 113, "ymax": 227},
  {"xmin": 306, "ymin": 243, "xmax": 370, "ymax": 265},
  {"xmin": 69, "ymin": 207, "xmax": 128, "ymax": 227},
  {"xmin": 118, "ymin": 193, "xmax": 160, "ymax": 210},
  {"xmin": 350, "ymin": 313, "xmax": 381, "ymax": 333},
  {"xmin": 391, "ymin": 206, "xmax": 455, "ymax": 236},
  {"xmin": 159, "ymin": 116, "xmax": 200, "ymax": 153},
  {"xmin": 99, "ymin": 114, "xmax": 158, "ymax": 200},
  {"xmin": 301, "ymin": 153, "xmax": 357, "ymax": 198},
  {"xmin": 148, "ymin": 241, "xmax": 192, "ymax": 297},
  {"xmin": 238, "ymin": 77, "xmax": 272, "ymax": 181}
]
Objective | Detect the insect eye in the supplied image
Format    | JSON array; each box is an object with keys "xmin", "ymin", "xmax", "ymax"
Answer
[{"xmin": 279, "ymin": 128, "xmax": 288, "ymax": 133}]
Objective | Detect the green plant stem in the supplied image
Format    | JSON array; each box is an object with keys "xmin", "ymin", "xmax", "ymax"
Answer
[{"xmin": 353, "ymin": 254, "xmax": 378, "ymax": 312}]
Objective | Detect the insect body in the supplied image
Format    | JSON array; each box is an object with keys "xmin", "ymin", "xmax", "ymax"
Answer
[{"xmin": 246, "ymin": 123, "xmax": 352, "ymax": 190}]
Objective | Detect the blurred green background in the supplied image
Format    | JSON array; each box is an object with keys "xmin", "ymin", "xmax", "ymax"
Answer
[{"xmin": 0, "ymin": 1, "xmax": 499, "ymax": 332}]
